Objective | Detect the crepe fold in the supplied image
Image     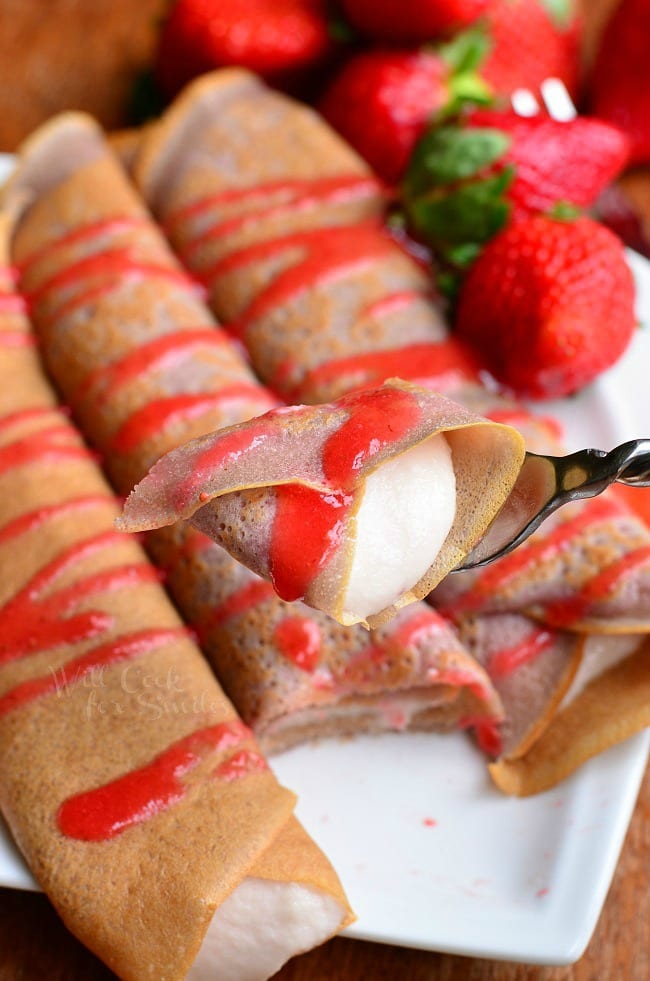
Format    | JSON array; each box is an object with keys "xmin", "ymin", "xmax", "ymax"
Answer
[
  {"xmin": 4, "ymin": 113, "xmax": 504, "ymax": 753},
  {"xmin": 133, "ymin": 68, "xmax": 481, "ymax": 404},
  {"xmin": 0, "ymin": 212, "xmax": 359, "ymax": 978},
  {"xmin": 119, "ymin": 379, "xmax": 525, "ymax": 628},
  {"xmin": 448, "ymin": 404, "xmax": 650, "ymax": 792},
  {"xmin": 433, "ymin": 403, "xmax": 650, "ymax": 634}
]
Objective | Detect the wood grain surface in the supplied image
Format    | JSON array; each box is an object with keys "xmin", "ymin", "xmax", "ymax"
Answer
[{"xmin": 0, "ymin": 761, "xmax": 646, "ymax": 981}]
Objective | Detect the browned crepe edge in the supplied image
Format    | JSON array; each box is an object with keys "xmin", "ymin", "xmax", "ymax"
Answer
[{"xmin": 488, "ymin": 642, "xmax": 650, "ymax": 796}]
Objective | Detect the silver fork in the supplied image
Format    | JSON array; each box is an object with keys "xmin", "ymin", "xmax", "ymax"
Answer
[{"xmin": 455, "ymin": 440, "xmax": 650, "ymax": 571}]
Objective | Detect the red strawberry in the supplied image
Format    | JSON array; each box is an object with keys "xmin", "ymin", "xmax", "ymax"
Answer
[
  {"xmin": 339, "ymin": 0, "xmax": 491, "ymax": 42},
  {"xmin": 403, "ymin": 109, "xmax": 629, "ymax": 264},
  {"xmin": 590, "ymin": 0, "xmax": 650, "ymax": 166},
  {"xmin": 480, "ymin": 0, "xmax": 582, "ymax": 99},
  {"xmin": 156, "ymin": 0, "xmax": 333, "ymax": 97},
  {"xmin": 319, "ymin": 34, "xmax": 491, "ymax": 184},
  {"xmin": 454, "ymin": 214, "xmax": 636, "ymax": 400}
]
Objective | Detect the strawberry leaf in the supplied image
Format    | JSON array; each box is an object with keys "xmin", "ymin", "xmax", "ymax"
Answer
[
  {"xmin": 438, "ymin": 27, "xmax": 491, "ymax": 74},
  {"xmin": 405, "ymin": 169, "xmax": 513, "ymax": 265},
  {"xmin": 539, "ymin": 0, "xmax": 575, "ymax": 31},
  {"xmin": 405, "ymin": 126, "xmax": 511, "ymax": 194}
]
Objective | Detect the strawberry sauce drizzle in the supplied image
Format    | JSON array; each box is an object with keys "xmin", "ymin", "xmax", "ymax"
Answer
[
  {"xmin": 282, "ymin": 340, "xmax": 480, "ymax": 401},
  {"xmin": 0, "ymin": 496, "xmax": 113, "ymax": 547},
  {"xmin": 0, "ymin": 528, "xmax": 158, "ymax": 663},
  {"xmin": 446, "ymin": 496, "xmax": 626, "ymax": 616},
  {"xmin": 109, "ymin": 386, "xmax": 271, "ymax": 454},
  {"xmin": 56, "ymin": 718, "xmax": 250, "ymax": 841},
  {"xmin": 177, "ymin": 175, "xmax": 385, "ymax": 260},
  {"xmin": 209, "ymin": 578, "xmax": 277, "ymax": 628},
  {"xmin": 544, "ymin": 545, "xmax": 650, "ymax": 626},
  {"xmin": 165, "ymin": 175, "xmax": 384, "ymax": 234},
  {"xmin": 273, "ymin": 616, "xmax": 322, "ymax": 672},
  {"xmin": 0, "ymin": 428, "xmax": 93, "ymax": 477},
  {"xmin": 16, "ymin": 217, "xmax": 150, "ymax": 277},
  {"xmin": 0, "ymin": 628, "xmax": 188, "ymax": 720},
  {"xmin": 487, "ymin": 628, "xmax": 555, "ymax": 679},
  {"xmin": 77, "ymin": 328, "xmax": 231, "ymax": 402},
  {"xmin": 269, "ymin": 387, "xmax": 421, "ymax": 602},
  {"xmin": 200, "ymin": 221, "xmax": 397, "ymax": 337}
]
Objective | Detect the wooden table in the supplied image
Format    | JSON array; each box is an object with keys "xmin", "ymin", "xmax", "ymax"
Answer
[{"xmin": 0, "ymin": 763, "xmax": 646, "ymax": 980}]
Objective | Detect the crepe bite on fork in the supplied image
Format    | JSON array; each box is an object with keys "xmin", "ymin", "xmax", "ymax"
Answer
[{"xmin": 119, "ymin": 379, "xmax": 525, "ymax": 629}]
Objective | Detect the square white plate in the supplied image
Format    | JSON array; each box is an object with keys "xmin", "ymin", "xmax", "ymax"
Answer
[{"xmin": 0, "ymin": 149, "xmax": 648, "ymax": 965}]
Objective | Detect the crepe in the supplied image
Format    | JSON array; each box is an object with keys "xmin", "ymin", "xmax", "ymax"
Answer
[
  {"xmin": 119, "ymin": 379, "xmax": 525, "ymax": 628},
  {"xmin": 3, "ymin": 112, "xmax": 503, "ymax": 753},
  {"xmin": 433, "ymin": 403, "xmax": 650, "ymax": 634},
  {"xmin": 0, "ymin": 212, "xmax": 354, "ymax": 978},
  {"xmin": 133, "ymin": 68, "xmax": 481, "ymax": 405}
]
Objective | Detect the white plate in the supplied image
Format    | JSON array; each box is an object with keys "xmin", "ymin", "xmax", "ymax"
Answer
[{"xmin": 0, "ymin": 147, "xmax": 648, "ymax": 965}]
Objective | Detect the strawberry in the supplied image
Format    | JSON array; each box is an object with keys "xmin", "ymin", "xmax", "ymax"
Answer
[
  {"xmin": 319, "ymin": 33, "xmax": 491, "ymax": 184},
  {"xmin": 479, "ymin": 0, "xmax": 582, "ymax": 99},
  {"xmin": 156, "ymin": 0, "xmax": 333, "ymax": 97},
  {"xmin": 339, "ymin": 0, "xmax": 491, "ymax": 43},
  {"xmin": 454, "ymin": 214, "xmax": 636, "ymax": 400},
  {"xmin": 403, "ymin": 109, "xmax": 629, "ymax": 265},
  {"xmin": 590, "ymin": 0, "xmax": 650, "ymax": 166}
]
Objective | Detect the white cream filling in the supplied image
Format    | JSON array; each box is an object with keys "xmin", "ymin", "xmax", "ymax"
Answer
[
  {"xmin": 342, "ymin": 434, "xmax": 456, "ymax": 620},
  {"xmin": 187, "ymin": 877, "xmax": 343, "ymax": 981},
  {"xmin": 558, "ymin": 634, "xmax": 642, "ymax": 711}
]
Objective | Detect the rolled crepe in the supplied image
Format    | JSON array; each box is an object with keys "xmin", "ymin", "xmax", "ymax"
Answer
[
  {"xmin": 448, "ymin": 401, "xmax": 650, "ymax": 792},
  {"xmin": 487, "ymin": 633, "xmax": 650, "ymax": 796},
  {"xmin": 0, "ymin": 213, "xmax": 353, "ymax": 979},
  {"xmin": 4, "ymin": 113, "xmax": 503, "ymax": 750},
  {"xmin": 434, "ymin": 404, "xmax": 650, "ymax": 634},
  {"xmin": 119, "ymin": 379, "xmax": 526, "ymax": 628},
  {"xmin": 133, "ymin": 68, "xmax": 482, "ymax": 404}
]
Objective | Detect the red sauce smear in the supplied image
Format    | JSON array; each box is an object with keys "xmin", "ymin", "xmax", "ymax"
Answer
[
  {"xmin": 210, "ymin": 578, "xmax": 277, "ymax": 627},
  {"xmin": 488, "ymin": 628, "xmax": 555, "ymax": 679},
  {"xmin": 0, "ymin": 293, "xmax": 28, "ymax": 315},
  {"xmin": 322, "ymin": 387, "xmax": 421, "ymax": 486},
  {"xmin": 0, "ymin": 628, "xmax": 188, "ymax": 719},
  {"xmin": 388, "ymin": 608, "xmax": 448, "ymax": 649},
  {"xmin": 26, "ymin": 248, "xmax": 193, "ymax": 309},
  {"xmin": 544, "ymin": 545, "xmax": 650, "ymax": 627},
  {"xmin": 269, "ymin": 485, "xmax": 351, "ymax": 602},
  {"xmin": 273, "ymin": 616, "xmax": 322, "ymax": 672},
  {"xmin": 165, "ymin": 175, "xmax": 384, "ymax": 235},
  {"xmin": 0, "ymin": 428, "xmax": 92, "ymax": 476},
  {"xmin": 0, "ymin": 495, "xmax": 114, "ymax": 547},
  {"xmin": 16, "ymin": 217, "xmax": 149, "ymax": 277},
  {"xmin": 109, "ymin": 386, "xmax": 270, "ymax": 454},
  {"xmin": 0, "ymin": 331, "xmax": 35, "ymax": 348},
  {"xmin": 280, "ymin": 339, "xmax": 481, "ymax": 402},
  {"xmin": 201, "ymin": 221, "xmax": 396, "ymax": 337},
  {"xmin": 268, "ymin": 387, "xmax": 421, "ymax": 602},
  {"xmin": 78, "ymin": 328, "xmax": 230, "ymax": 402},
  {"xmin": 174, "ymin": 420, "xmax": 274, "ymax": 510},
  {"xmin": 57, "ymin": 718, "xmax": 251, "ymax": 841},
  {"xmin": 214, "ymin": 748, "xmax": 269, "ymax": 782},
  {"xmin": 0, "ymin": 529, "xmax": 156, "ymax": 663},
  {"xmin": 446, "ymin": 496, "xmax": 626, "ymax": 616},
  {"xmin": 461, "ymin": 716, "xmax": 503, "ymax": 756},
  {"xmin": 179, "ymin": 176, "xmax": 385, "ymax": 262}
]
